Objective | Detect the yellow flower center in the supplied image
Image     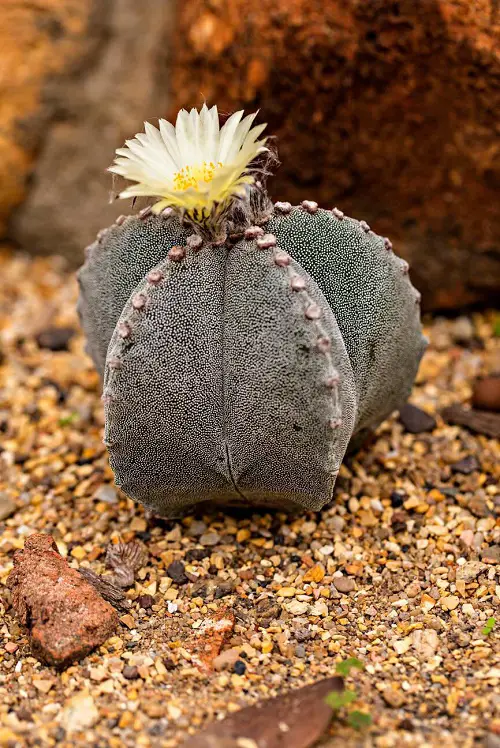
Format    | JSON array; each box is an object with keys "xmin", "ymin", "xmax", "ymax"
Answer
[{"xmin": 173, "ymin": 161, "xmax": 223, "ymax": 191}]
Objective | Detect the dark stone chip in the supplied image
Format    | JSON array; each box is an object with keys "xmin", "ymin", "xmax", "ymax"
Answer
[
  {"xmin": 53, "ymin": 728, "xmax": 66, "ymax": 742},
  {"xmin": 16, "ymin": 706, "xmax": 32, "ymax": 722},
  {"xmin": 480, "ymin": 545, "xmax": 500, "ymax": 564},
  {"xmin": 185, "ymin": 548, "xmax": 210, "ymax": 562},
  {"xmin": 255, "ymin": 597, "xmax": 280, "ymax": 625},
  {"xmin": 214, "ymin": 581, "xmax": 235, "ymax": 599},
  {"xmin": 149, "ymin": 721, "xmax": 168, "ymax": 736},
  {"xmin": 190, "ymin": 580, "xmax": 208, "ymax": 599},
  {"xmin": 451, "ymin": 455, "xmax": 480, "ymax": 475},
  {"xmin": 391, "ymin": 510, "xmax": 408, "ymax": 534},
  {"xmin": 137, "ymin": 594, "xmax": 154, "ymax": 609},
  {"xmin": 390, "ymin": 491, "xmax": 404, "ymax": 508},
  {"xmin": 399, "ymin": 718, "xmax": 415, "ymax": 732},
  {"xmin": 35, "ymin": 326, "xmax": 75, "ymax": 351},
  {"xmin": 439, "ymin": 487, "xmax": 458, "ymax": 498},
  {"xmin": 167, "ymin": 560, "xmax": 188, "ymax": 585},
  {"xmin": 233, "ymin": 659, "xmax": 246, "ymax": 675},
  {"xmin": 398, "ymin": 403, "xmax": 436, "ymax": 433},
  {"xmin": 162, "ymin": 656, "xmax": 176, "ymax": 671},
  {"xmin": 123, "ymin": 665, "xmax": 140, "ymax": 680}
]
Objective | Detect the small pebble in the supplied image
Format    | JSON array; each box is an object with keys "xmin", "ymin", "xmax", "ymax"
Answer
[
  {"xmin": 333, "ymin": 576, "xmax": 355, "ymax": 594},
  {"xmin": 0, "ymin": 494, "xmax": 16, "ymax": 521},
  {"xmin": 469, "ymin": 496, "xmax": 489, "ymax": 518},
  {"xmin": 91, "ymin": 485, "xmax": 118, "ymax": 504},
  {"xmin": 199, "ymin": 532, "xmax": 220, "ymax": 547},
  {"xmin": 481, "ymin": 545, "xmax": 500, "ymax": 564},
  {"xmin": 137, "ymin": 594, "xmax": 154, "ymax": 609},
  {"xmin": 451, "ymin": 455, "xmax": 479, "ymax": 475},
  {"xmin": 123, "ymin": 665, "xmax": 140, "ymax": 680},
  {"xmin": 398, "ymin": 403, "xmax": 436, "ymax": 433},
  {"xmin": 213, "ymin": 648, "xmax": 241, "ymax": 672},
  {"xmin": 233, "ymin": 660, "xmax": 247, "ymax": 675},
  {"xmin": 451, "ymin": 316, "xmax": 474, "ymax": 344},
  {"xmin": 405, "ymin": 581, "xmax": 421, "ymax": 598},
  {"xmin": 186, "ymin": 521, "xmax": 207, "ymax": 537},
  {"xmin": 35, "ymin": 326, "xmax": 75, "ymax": 352},
  {"xmin": 383, "ymin": 687, "xmax": 406, "ymax": 708},
  {"xmin": 390, "ymin": 491, "xmax": 405, "ymax": 508},
  {"xmin": 167, "ymin": 560, "xmax": 188, "ymax": 585},
  {"xmin": 472, "ymin": 375, "xmax": 500, "ymax": 412},
  {"xmin": 441, "ymin": 595, "xmax": 460, "ymax": 611}
]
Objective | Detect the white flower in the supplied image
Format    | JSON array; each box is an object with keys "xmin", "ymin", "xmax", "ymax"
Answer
[{"xmin": 109, "ymin": 104, "xmax": 268, "ymax": 223}]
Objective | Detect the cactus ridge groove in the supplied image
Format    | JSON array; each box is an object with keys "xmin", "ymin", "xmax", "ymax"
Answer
[{"xmin": 271, "ymin": 244, "xmax": 343, "ymax": 467}]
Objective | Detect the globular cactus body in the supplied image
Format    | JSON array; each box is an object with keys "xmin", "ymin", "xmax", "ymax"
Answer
[{"xmin": 78, "ymin": 204, "xmax": 426, "ymax": 516}]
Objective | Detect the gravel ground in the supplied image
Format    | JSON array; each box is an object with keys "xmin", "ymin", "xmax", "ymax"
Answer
[{"xmin": 0, "ymin": 249, "xmax": 498, "ymax": 748}]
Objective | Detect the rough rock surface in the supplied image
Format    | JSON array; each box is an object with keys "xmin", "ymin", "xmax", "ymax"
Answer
[
  {"xmin": 7, "ymin": 534, "xmax": 118, "ymax": 668},
  {"xmin": 6, "ymin": 0, "xmax": 176, "ymax": 256},
  {"xmin": 169, "ymin": 0, "xmax": 500, "ymax": 310},
  {"xmin": 0, "ymin": 0, "xmax": 92, "ymax": 235}
]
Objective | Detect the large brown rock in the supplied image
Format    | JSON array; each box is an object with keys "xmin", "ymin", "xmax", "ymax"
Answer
[
  {"xmin": 7, "ymin": 533, "xmax": 118, "ymax": 668},
  {"xmin": 1, "ymin": 0, "xmax": 498, "ymax": 310},
  {"xmin": 0, "ymin": 0, "xmax": 93, "ymax": 234},
  {"xmin": 5, "ymin": 0, "xmax": 176, "ymax": 257},
  {"xmin": 169, "ymin": 0, "xmax": 500, "ymax": 310}
]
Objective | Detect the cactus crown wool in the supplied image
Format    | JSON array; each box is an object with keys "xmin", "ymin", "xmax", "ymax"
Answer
[{"xmin": 78, "ymin": 107, "xmax": 426, "ymax": 517}]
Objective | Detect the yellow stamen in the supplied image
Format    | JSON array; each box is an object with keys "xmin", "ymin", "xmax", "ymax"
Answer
[{"xmin": 173, "ymin": 161, "xmax": 223, "ymax": 191}]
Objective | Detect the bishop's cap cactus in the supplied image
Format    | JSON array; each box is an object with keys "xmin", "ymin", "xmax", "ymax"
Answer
[{"xmin": 78, "ymin": 105, "xmax": 426, "ymax": 517}]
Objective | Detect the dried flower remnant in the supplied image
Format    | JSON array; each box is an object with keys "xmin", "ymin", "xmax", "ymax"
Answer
[{"xmin": 105, "ymin": 540, "xmax": 148, "ymax": 588}]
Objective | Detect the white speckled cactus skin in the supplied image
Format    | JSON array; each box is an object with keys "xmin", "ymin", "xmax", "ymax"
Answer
[{"xmin": 77, "ymin": 202, "xmax": 426, "ymax": 516}]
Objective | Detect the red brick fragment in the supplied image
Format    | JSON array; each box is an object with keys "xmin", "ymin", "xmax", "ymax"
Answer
[
  {"xmin": 7, "ymin": 534, "xmax": 118, "ymax": 669},
  {"xmin": 184, "ymin": 608, "xmax": 235, "ymax": 673}
]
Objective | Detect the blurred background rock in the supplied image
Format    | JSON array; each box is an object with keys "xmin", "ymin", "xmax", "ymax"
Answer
[{"xmin": 1, "ymin": 0, "xmax": 498, "ymax": 311}]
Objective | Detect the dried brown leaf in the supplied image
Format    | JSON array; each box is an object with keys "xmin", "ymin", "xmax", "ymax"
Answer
[
  {"xmin": 183, "ymin": 676, "xmax": 344, "ymax": 748},
  {"xmin": 78, "ymin": 568, "xmax": 129, "ymax": 611}
]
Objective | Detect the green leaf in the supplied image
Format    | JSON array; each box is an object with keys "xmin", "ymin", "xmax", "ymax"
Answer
[
  {"xmin": 493, "ymin": 317, "xmax": 500, "ymax": 338},
  {"xmin": 335, "ymin": 657, "xmax": 364, "ymax": 676},
  {"xmin": 347, "ymin": 711, "xmax": 372, "ymax": 730},
  {"xmin": 58, "ymin": 412, "xmax": 78, "ymax": 427},
  {"xmin": 482, "ymin": 617, "xmax": 496, "ymax": 636},
  {"xmin": 325, "ymin": 689, "xmax": 358, "ymax": 710}
]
